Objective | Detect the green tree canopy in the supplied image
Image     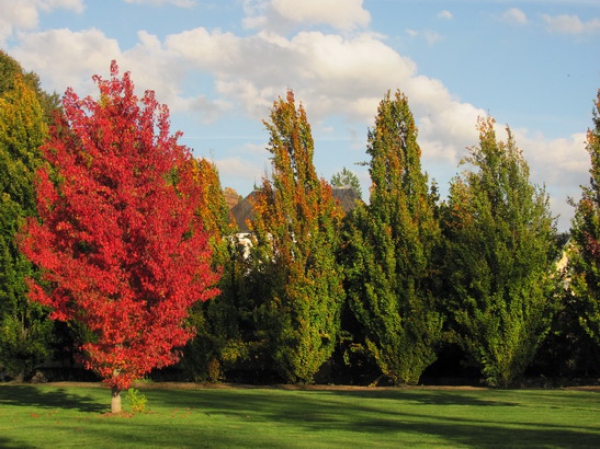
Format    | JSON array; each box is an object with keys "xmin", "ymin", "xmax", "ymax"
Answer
[
  {"xmin": 570, "ymin": 90, "xmax": 600, "ymax": 348},
  {"xmin": 182, "ymin": 157, "xmax": 239, "ymax": 382},
  {"xmin": 331, "ymin": 167, "xmax": 362, "ymax": 199},
  {"xmin": 343, "ymin": 90, "xmax": 443, "ymax": 385},
  {"xmin": 0, "ymin": 60, "xmax": 53, "ymax": 380},
  {"xmin": 249, "ymin": 91, "xmax": 345, "ymax": 383},
  {"xmin": 442, "ymin": 116, "xmax": 558, "ymax": 387},
  {"xmin": 0, "ymin": 50, "xmax": 60, "ymax": 125}
]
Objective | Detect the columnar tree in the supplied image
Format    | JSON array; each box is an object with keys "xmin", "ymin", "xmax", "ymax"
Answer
[
  {"xmin": 250, "ymin": 91, "xmax": 344, "ymax": 383},
  {"xmin": 19, "ymin": 62, "xmax": 220, "ymax": 412},
  {"xmin": 0, "ymin": 50, "xmax": 60, "ymax": 124},
  {"xmin": 343, "ymin": 90, "xmax": 443, "ymax": 385},
  {"xmin": 442, "ymin": 116, "xmax": 558, "ymax": 387},
  {"xmin": 0, "ymin": 72, "xmax": 53, "ymax": 381},
  {"xmin": 183, "ymin": 157, "xmax": 237, "ymax": 382},
  {"xmin": 571, "ymin": 90, "xmax": 600, "ymax": 349}
]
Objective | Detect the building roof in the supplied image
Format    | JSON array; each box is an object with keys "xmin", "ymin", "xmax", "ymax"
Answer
[{"xmin": 229, "ymin": 187, "xmax": 361, "ymax": 232}]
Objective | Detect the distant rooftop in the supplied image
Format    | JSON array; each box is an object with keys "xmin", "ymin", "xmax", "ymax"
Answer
[{"xmin": 230, "ymin": 187, "xmax": 361, "ymax": 232}]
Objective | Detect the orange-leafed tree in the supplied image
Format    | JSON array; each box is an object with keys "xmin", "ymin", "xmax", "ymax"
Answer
[
  {"xmin": 250, "ymin": 91, "xmax": 344, "ymax": 383},
  {"xmin": 187, "ymin": 157, "xmax": 233, "ymax": 242},
  {"xmin": 182, "ymin": 157, "xmax": 237, "ymax": 382},
  {"xmin": 571, "ymin": 90, "xmax": 600, "ymax": 352},
  {"xmin": 19, "ymin": 62, "xmax": 220, "ymax": 413}
]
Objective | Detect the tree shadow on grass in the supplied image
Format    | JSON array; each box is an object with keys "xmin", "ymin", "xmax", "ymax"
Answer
[
  {"xmin": 2, "ymin": 385, "xmax": 599, "ymax": 448},
  {"xmin": 0, "ymin": 437, "xmax": 37, "ymax": 449},
  {"xmin": 330, "ymin": 388, "xmax": 519, "ymax": 406},
  {"xmin": 146, "ymin": 388, "xmax": 600, "ymax": 448},
  {"xmin": 0, "ymin": 384, "xmax": 105, "ymax": 413}
]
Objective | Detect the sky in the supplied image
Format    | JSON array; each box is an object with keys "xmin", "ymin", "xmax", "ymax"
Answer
[{"xmin": 1, "ymin": 0, "xmax": 599, "ymax": 231}]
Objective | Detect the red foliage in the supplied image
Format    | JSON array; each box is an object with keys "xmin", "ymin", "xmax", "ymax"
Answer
[{"xmin": 19, "ymin": 61, "xmax": 220, "ymax": 391}]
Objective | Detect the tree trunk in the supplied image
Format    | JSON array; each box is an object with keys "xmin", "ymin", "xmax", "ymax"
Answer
[{"xmin": 111, "ymin": 386, "xmax": 122, "ymax": 414}]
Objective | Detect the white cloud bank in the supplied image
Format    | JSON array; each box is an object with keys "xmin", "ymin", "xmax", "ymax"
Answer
[
  {"xmin": 543, "ymin": 13, "xmax": 600, "ymax": 35},
  {"xmin": 502, "ymin": 8, "xmax": 528, "ymax": 25},
  {"xmin": 0, "ymin": 0, "xmax": 84, "ymax": 45},
  {"xmin": 3, "ymin": 0, "xmax": 590, "ymax": 229},
  {"xmin": 438, "ymin": 10, "xmax": 453, "ymax": 20},
  {"xmin": 123, "ymin": 0, "xmax": 196, "ymax": 7},
  {"xmin": 243, "ymin": 0, "xmax": 370, "ymax": 32}
]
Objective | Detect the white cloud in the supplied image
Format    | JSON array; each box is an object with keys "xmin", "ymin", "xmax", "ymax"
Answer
[
  {"xmin": 13, "ymin": 21, "xmax": 481, "ymax": 173},
  {"xmin": 417, "ymin": 101, "xmax": 484, "ymax": 164},
  {"xmin": 273, "ymin": 0, "xmax": 370, "ymax": 31},
  {"xmin": 502, "ymin": 8, "xmax": 528, "ymax": 25},
  {"xmin": 162, "ymin": 23, "xmax": 480, "ymax": 172},
  {"xmin": 515, "ymin": 130, "xmax": 588, "ymax": 189},
  {"xmin": 543, "ymin": 13, "xmax": 600, "ymax": 35},
  {"xmin": 41, "ymin": 0, "xmax": 84, "ymax": 12},
  {"xmin": 424, "ymin": 30, "xmax": 444, "ymax": 45},
  {"xmin": 523, "ymin": 130, "xmax": 588, "ymax": 230},
  {"xmin": 405, "ymin": 28, "xmax": 444, "ymax": 46},
  {"xmin": 214, "ymin": 156, "xmax": 265, "ymax": 188},
  {"xmin": 437, "ymin": 10, "xmax": 452, "ymax": 20},
  {"xmin": 243, "ymin": 0, "xmax": 370, "ymax": 32},
  {"xmin": 165, "ymin": 28, "xmax": 418, "ymax": 121},
  {"xmin": 10, "ymin": 27, "xmax": 227, "ymax": 120},
  {"xmin": 178, "ymin": 95, "xmax": 232, "ymax": 123},
  {"xmin": 165, "ymin": 28, "xmax": 242, "ymax": 69},
  {"xmin": 123, "ymin": 0, "xmax": 196, "ymax": 7},
  {"xmin": 11, "ymin": 28, "xmax": 121, "ymax": 95},
  {"xmin": 0, "ymin": 0, "xmax": 84, "ymax": 45},
  {"xmin": 3, "ymin": 1, "xmax": 588, "ymax": 229}
]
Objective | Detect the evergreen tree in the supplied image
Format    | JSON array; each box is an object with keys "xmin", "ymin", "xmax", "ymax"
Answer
[
  {"xmin": 0, "ymin": 69, "xmax": 54, "ymax": 380},
  {"xmin": 0, "ymin": 50, "xmax": 60, "ymax": 125},
  {"xmin": 343, "ymin": 90, "xmax": 443, "ymax": 385},
  {"xmin": 442, "ymin": 116, "xmax": 558, "ymax": 387},
  {"xmin": 570, "ymin": 90, "xmax": 600, "ymax": 350},
  {"xmin": 183, "ymin": 157, "xmax": 238, "ymax": 382},
  {"xmin": 331, "ymin": 167, "xmax": 362, "ymax": 199},
  {"xmin": 250, "ymin": 91, "xmax": 344, "ymax": 383}
]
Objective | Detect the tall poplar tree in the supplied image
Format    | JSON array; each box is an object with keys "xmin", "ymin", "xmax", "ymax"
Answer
[
  {"xmin": 250, "ymin": 91, "xmax": 344, "ymax": 383},
  {"xmin": 0, "ymin": 50, "xmax": 60, "ymax": 124},
  {"xmin": 442, "ymin": 116, "xmax": 558, "ymax": 387},
  {"xmin": 0, "ymin": 65, "xmax": 53, "ymax": 380},
  {"xmin": 570, "ymin": 90, "xmax": 600, "ymax": 348},
  {"xmin": 183, "ymin": 157, "xmax": 237, "ymax": 382},
  {"xmin": 343, "ymin": 90, "xmax": 443, "ymax": 385}
]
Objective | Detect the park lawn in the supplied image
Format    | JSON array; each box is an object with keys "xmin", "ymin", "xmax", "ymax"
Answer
[{"xmin": 0, "ymin": 383, "xmax": 599, "ymax": 448}]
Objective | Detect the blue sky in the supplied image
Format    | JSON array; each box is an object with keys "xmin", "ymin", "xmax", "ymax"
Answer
[{"xmin": 1, "ymin": 0, "xmax": 599, "ymax": 230}]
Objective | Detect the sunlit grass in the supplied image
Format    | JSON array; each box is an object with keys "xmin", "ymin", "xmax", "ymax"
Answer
[{"xmin": 0, "ymin": 383, "xmax": 599, "ymax": 448}]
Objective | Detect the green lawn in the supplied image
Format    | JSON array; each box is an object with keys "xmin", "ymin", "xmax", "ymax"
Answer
[{"xmin": 0, "ymin": 383, "xmax": 599, "ymax": 448}]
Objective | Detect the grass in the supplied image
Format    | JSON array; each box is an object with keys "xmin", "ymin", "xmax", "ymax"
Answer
[{"xmin": 0, "ymin": 383, "xmax": 599, "ymax": 448}]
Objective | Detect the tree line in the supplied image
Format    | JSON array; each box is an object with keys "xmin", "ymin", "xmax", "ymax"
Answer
[{"xmin": 2, "ymin": 50, "xmax": 600, "ymax": 395}]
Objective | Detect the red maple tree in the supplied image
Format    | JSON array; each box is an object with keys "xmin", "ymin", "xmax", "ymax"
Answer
[{"xmin": 19, "ymin": 61, "xmax": 220, "ymax": 412}]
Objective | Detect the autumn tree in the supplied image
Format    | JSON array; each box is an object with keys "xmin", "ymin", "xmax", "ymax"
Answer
[
  {"xmin": 249, "ymin": 91, "xmax": 344, "ymax": 383},
  {"xmin": 442, "ymin": 116, "xmax": 558, "ymax": 387},
  {"xmin": 182, "ymin": 157, "xmax": 238, "ymax": 382},
  {"xmin": 19, "ymin": 62, "xmax": 219, "ymax": 412},
  {"xmin": 343, "ymin": 90, "xmax": 443, "ymax": 385},
  {"xmin": 0, "ymin": 50, "xmax": 61, "ymax": 124},
  {"xmin": 0, "ymin": 66, "xmax": 53, "ymax": 381},
  {"xmin": 570, "ymin": 90, "xmax": 600, "ymax": 350}
]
